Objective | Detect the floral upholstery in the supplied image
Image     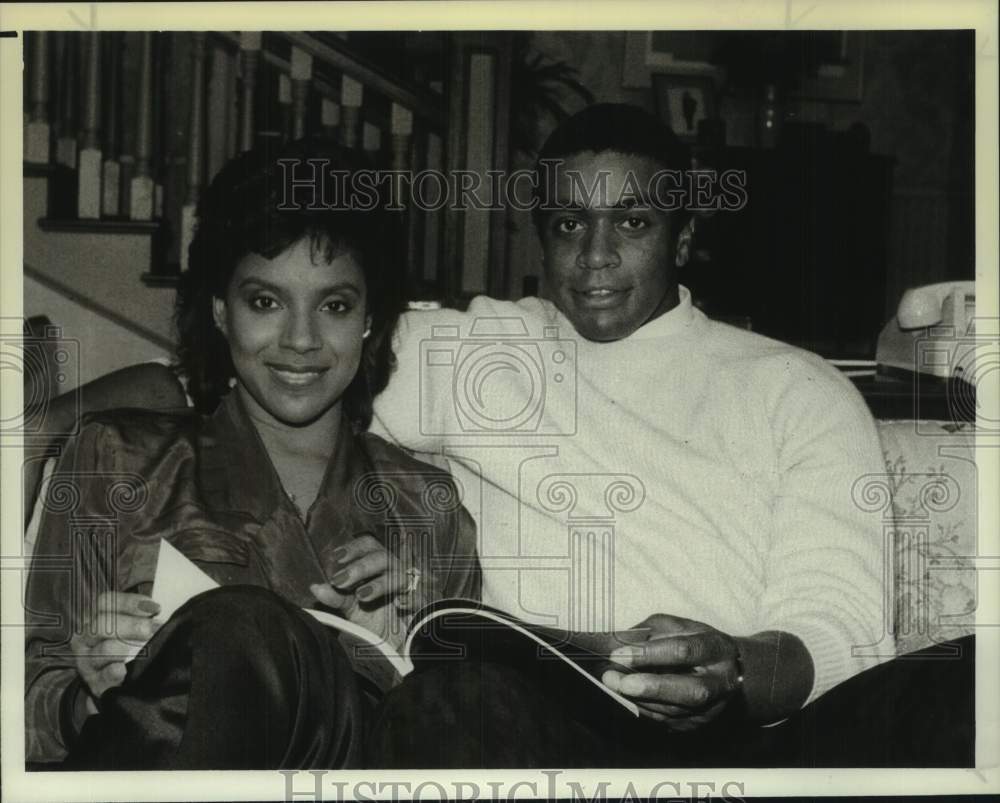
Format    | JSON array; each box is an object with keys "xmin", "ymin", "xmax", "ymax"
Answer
[{"xmin": 874, "ymin": 421, "xmax": 977, "ymax": 656}]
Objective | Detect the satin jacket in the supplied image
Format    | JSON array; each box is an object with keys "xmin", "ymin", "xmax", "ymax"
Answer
[{"xmin": 24, "ymin": 392, "xmax": 480, "ymax": 763}]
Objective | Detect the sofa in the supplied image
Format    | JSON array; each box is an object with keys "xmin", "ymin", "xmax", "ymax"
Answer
[
  {"xmin": 24, "ymin": 417, "xmax": 979, "ymax": 661},
  {"xmin": 867, "ymin": 419, "xmax": 978, "ymax": 658}
]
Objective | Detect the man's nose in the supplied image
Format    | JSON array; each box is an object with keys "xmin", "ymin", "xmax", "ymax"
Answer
[
  {"xmin": 280, "ymin": 309, "xmax": 322, "ymax": 352},
  {"xmin": 578, "ymin": 222, "xmax": 620, "ymax": 270}
]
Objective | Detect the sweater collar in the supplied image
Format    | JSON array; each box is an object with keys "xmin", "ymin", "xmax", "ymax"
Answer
[{"xmin": 625, "ymin": 284, "xmax": 698, "ymax": 341}]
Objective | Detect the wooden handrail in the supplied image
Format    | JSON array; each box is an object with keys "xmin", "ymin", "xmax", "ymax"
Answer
[
  {"xmin": 28, "ymin": 32, "xmax": 49, "ymax": 123},
  {"xmin": 214, "ymin": 31, "xmax": 444, "ymax": 135},
  {"xmin": 214, "ymin": 32, "xmax": 339, "ymax": 109},
  {"xmin": 284, "ymin": 32, "xmax": 445, "ymax": 130},
  {"xmin": 187, "ymin": 33, "xmax": 207, "ymax": 203},
  {"xmin": 134, "ymin": 33, "xmax": 153, "ymax": 179},
  {"xmin": 80, "ymin": 33, "xmax": 101, "ymax": 151},
  {"xmin": 25, "ymin": 32, "xmax": 50, "ymax": 164},
  {"xmin": 238, "ymin": 33, "xmax": 261, "ymax": 152}
]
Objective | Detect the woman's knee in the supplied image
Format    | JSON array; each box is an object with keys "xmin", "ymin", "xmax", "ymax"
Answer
[
  {"xmin": 177, "ymin": 584, "xmax": 294, "ymax": 622},
  {"xmin": 155, "ymin": 585, "xmax": 348, "ymax": 672}
]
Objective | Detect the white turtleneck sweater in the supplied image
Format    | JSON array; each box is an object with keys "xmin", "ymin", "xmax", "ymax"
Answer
[{"xmin": 372, "ymin": 287, "xmax": 887, "ymax": 703}]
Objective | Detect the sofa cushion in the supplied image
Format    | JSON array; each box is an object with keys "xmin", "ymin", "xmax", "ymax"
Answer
[{"xmin": 876, "ymin": 421, "xmax": 977, "ymax": 655}]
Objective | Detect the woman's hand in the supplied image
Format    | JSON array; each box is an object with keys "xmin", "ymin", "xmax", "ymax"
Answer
[
  {"xmin": 310, "ymin": 534, "xmax": 422, "ymax": 650},
  {"xmin": 601, "ymin": 613, "xmax": 744, "ymax": 731},
  {"xmin": 70, "ymin": 591, "xmax": 163, "ymax": 701}
]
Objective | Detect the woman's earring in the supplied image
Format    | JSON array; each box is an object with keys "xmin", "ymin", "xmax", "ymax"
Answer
[
  {"xmin": 675, "ymin": 220, "xmax": 695, "ymax": 267},
  {"xmin": 227, "ymin": 376, "xmax": 237, "ymax": 389}
]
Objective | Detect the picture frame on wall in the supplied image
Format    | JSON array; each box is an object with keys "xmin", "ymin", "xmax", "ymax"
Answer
[
  {"xmin": 789, "ymin": 31, "xmax": 866, "ymax": 103},
  {"xmin": 652, "ymin": 73, "xmax": 717, "ymax": 143},
  {"xmin": 621, "ymin": 31, "xmax": 722, "ymax": 88}
]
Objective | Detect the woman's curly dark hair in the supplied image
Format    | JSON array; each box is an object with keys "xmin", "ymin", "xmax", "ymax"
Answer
[{"xmin": 175, "ymin": 138, "xmax": 404, "ymax": 431}]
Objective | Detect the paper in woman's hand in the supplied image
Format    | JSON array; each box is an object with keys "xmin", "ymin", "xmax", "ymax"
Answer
[{"xmin": 150, "ymin": 539, "xmax": 220, "ymax": 621}]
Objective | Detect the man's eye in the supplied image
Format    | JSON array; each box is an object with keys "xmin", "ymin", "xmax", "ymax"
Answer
[
  {"xmin": 620, "ymin": 216, "xmax": 648, "ymax": 231},
  {"xmin": 249, "ymin": 295, "xmax": 280, "ymax": 311}
]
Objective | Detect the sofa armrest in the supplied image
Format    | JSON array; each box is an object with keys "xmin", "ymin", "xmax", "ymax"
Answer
[{"xmin": 876, "ymin": 420, "xmax": 977, "ymax": 656}]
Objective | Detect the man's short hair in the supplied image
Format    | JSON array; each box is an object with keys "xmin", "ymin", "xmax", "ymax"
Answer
[{"xmin": 531, "ymin": 103, "xmax": 690, "ymax": 226}]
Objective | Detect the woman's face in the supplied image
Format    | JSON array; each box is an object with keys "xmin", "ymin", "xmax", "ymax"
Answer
[{"xmin": 213, "ymin": 237, "xmax": 370, "ymax": 430}]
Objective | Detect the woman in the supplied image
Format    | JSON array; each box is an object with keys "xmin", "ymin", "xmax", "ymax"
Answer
[{"xmin": 23, "ymin": 139, "xmax": 480, "ymax": 769}]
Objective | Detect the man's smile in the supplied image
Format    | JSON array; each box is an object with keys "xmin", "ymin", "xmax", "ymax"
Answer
[{"xmin": 573, "ymin": 286, "xmax": 630, "ymax": 308}]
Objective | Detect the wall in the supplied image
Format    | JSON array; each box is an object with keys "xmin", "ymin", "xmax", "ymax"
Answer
[
  {"xmin": 506, "ymin": 31, "xmax": 649, "ymax": 300},
  {"xmin": 510, "ymin": 30, "xmax": 975, "ymax": 324},
  {"xmin": 25, "ymin": 31, "xmax": 973, "ymax": 374},
  {"xmin": 798, "ymin": 31, "xmax": 974, "ymax": 312},
  {"xmin": 23, "ymin": 176, "xmax": 175, "ymax": 389},
  {"xmin": 23, "ymin": 274, "xmax": 170, "ymax": 386}
]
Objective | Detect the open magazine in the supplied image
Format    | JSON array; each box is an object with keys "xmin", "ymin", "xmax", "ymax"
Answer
[{"xmin": 152, "ymin": 539, "xmax": 646, "ymax": 717}]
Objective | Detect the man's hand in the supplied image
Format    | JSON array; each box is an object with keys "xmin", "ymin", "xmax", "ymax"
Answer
[
  {"xmin": 310, "ymin": 534, "xmax": 421, "ymax": 651},
  {"xmin": 71, "ymin": 591, "xmax": 163, "ymax": 701},
  {"xmin": 601, "ymin": 613, "xmax": 743, "ymax": 731}
]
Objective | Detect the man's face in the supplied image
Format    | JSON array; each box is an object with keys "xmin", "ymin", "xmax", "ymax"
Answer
[{"xmin": 538, "ymin": 150, "xmax": 678, "ymax": 342}]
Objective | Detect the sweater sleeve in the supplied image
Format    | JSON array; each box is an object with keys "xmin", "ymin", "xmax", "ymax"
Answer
[
  {"xmin": 757, "ymin": 357, "xmax": 888, "ymax": 704},
  {"xmin": 371, "ymin": 296, "xmax": 538, "ymax": 452},
  {"xmin": 371, "ymin": 306, "xmax": 464, "ymax": 453},
  {"xmin": 24, "ymin": 421, "xmax": 120, "ymax": 763}
]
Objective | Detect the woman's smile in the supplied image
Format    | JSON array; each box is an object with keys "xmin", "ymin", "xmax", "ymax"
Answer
[{"xmin": 266, "ymin": 362, "xmax": 330, "ymax": 387}]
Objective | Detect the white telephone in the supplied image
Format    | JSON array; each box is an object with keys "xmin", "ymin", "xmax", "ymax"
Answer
[{"xmin": 876, "ymin": 281, "xmax": 976, "ymax": 380}]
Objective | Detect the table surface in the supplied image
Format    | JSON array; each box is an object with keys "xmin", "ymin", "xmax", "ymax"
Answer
[{"xmin": 849, "ymin": 370, "xmax": 976, "ymax": 422}]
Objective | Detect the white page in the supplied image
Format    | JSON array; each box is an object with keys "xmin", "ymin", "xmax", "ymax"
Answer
[{"xmin": 150, "ymin": 539, "xmax": 220, "ymax": 621}]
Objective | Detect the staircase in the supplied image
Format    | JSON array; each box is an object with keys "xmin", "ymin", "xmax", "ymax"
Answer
[{"xmin": 23, "ymin": 31, "xmax": 513, "ymax": 387}]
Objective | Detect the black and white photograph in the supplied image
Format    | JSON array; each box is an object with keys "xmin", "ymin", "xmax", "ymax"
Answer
[{"xmin": 1, "ymin": 2, "xmax": 997, "ymax": 801}]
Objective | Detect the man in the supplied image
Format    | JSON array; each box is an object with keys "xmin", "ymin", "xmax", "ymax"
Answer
[
  {"xmin": 364, "ymin": 104, "xmax": 974, "ymax": 767},
  {"xmin": 22, "ymin": 104, "xmax": 973, "ymax": 768}
]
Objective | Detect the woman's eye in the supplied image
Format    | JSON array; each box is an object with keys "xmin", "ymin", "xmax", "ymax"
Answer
[
  {"xmin": 556, "ymin": 218, "xmax": 583, "ymax": 234},
  {"xmin": 249, "ymin": 295, "xmax": 280, "ymax": 311},
  {"xmin": 321, "ymin": 299, "xmax": 352, "ymax": 314}
]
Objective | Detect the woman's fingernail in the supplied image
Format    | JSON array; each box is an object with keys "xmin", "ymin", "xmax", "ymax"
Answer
[
  {"xmin": 331, "ymin": 570, "xmax": 350, "ymax": 586},
  {"xmin": 357, "ymin": 584, "xmax": 374, "ymax": 601},
  {"xmin": 331, "ymin": 547, "xmax": 348, "ymax": 563},
  {"xmin": 620, "ymin": 675, "xmax": 645, "ymax": 695},
  {"xmin": 138, "ymin": 600, "xmax": 160, "ymax": 615}
]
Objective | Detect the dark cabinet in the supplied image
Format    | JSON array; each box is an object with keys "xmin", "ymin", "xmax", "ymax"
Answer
[{"xmin": 684, "ymin": 135, "xmax": 894, "ymax": 358}]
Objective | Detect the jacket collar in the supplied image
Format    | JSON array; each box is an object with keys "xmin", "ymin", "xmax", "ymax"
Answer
[{"xmin": 198, "ymin": 391, "xmax": 364, "ymax": 525}]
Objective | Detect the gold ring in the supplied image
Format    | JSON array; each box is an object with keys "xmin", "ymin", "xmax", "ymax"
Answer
[{"xmin": 404, "ymin": 567, "xmax": 422, "ymax": 595}]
